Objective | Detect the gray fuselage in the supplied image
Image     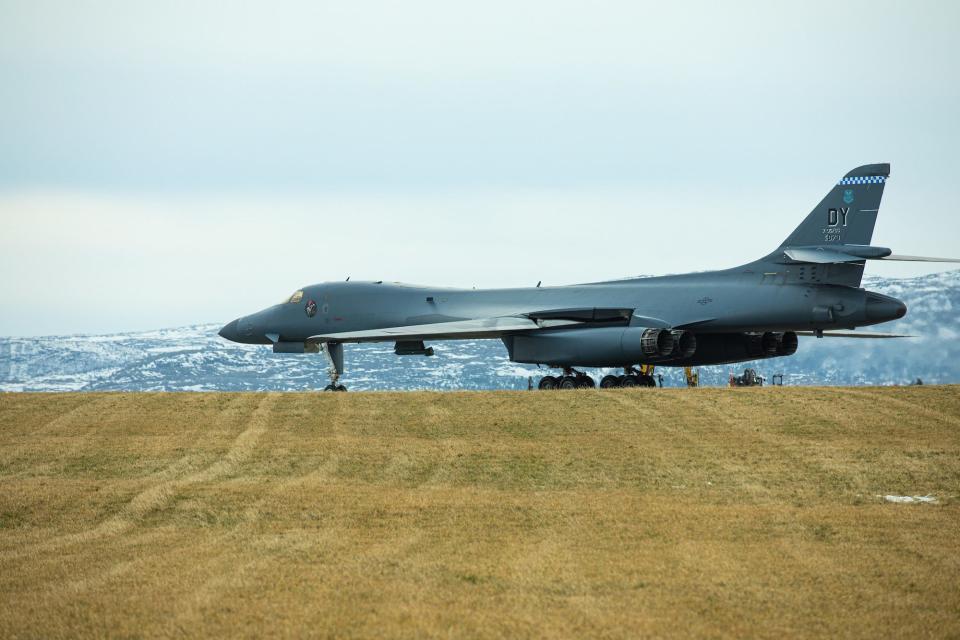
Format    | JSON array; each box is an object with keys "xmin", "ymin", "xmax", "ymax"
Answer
[{"xmin": 219, "ymin": 265, "xmax": 905, "ymax": 368}]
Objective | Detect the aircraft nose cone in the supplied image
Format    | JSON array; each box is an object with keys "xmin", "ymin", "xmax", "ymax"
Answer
[{"xmin": 219, "ymin": 319, "xmax": 240, "ymax": 342}]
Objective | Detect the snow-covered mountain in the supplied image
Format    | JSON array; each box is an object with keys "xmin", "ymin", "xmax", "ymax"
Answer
[{"xmin": 1, "ymin": 271, "xmax": 958, "ymax": 391}]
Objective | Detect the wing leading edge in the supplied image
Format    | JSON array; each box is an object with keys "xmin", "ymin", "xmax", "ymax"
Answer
[
  {"xmin": 308, "ymin": 306, "xmax": 667, "ymax": 343},
  {"xmin": 309, "ymin": 316, "xmax": 582, "ymax": 343}
]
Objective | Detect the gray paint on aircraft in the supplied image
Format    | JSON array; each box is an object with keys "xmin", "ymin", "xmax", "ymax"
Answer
[{"xmin": 220, "ymin": 164, "xmax": 950, "ymax": 385}]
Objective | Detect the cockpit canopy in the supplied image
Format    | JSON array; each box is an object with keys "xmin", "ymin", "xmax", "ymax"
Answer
[{"xmin": 286, "ymin": 290, "xmax": 304, "ymax": 304}]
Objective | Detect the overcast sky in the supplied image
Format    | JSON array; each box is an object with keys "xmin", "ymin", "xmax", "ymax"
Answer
[{"xmin": 1, "ymin": 1, "xmax": 959, "ymax": 335}]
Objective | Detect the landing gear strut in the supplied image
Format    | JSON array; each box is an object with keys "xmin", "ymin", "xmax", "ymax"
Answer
[{"xmin": 322, "ymin": 342, "xmax": 347, "ymax": 392}]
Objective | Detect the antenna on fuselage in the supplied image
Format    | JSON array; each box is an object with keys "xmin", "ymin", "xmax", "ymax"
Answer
[
  {"xmin": 346, "ymin": 276, "xmax": 350, "ymax": 281},
  {"xmin": 536, "ymin": 281, "xmax": 541, "ymax": 288}
]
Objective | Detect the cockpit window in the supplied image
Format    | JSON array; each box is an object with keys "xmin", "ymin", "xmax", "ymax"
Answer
[{"xmin": 287, "ymin": 290, "xmax": 304, "ymax": 304}]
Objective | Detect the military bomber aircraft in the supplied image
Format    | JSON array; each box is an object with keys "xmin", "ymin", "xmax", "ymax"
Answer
[{"xmin": 219, "ymin": 164, "xmax": 959, "ymax": 390}]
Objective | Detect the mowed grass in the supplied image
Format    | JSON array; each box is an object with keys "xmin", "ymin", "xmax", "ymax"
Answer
[{"xmin": 1, "ymin": 387, "xmax": 959, "ymax": 639}]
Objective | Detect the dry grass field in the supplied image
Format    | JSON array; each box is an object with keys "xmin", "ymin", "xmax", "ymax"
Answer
[{"xmin": 0, "ymin": 387, "xmax": 959, "ymax": 639}]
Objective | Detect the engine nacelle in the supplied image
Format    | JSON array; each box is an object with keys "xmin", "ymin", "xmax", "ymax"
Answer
[
  {"xmin": 505, "ymin": 326, "xmax": 680, "ymax": 367},
  {"xmin": 676, "ymin": 331, "xmax": 799, "ymax": 366}
]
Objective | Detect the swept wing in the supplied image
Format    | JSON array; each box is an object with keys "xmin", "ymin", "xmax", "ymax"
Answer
[
  {"xmin": 309, "ymin": 307, "xmax": 654, "ymax": 343},
  {"xmin": 310, "ymin": 316, "xmax": 581, "ymax": 343}
]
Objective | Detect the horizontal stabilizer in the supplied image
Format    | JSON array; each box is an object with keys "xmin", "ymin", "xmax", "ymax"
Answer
[
  {"xmin": 795, "ymin": 330, "xmax": 914, "ymax": 339},
  {"xmin": 783, "ymin": 247, "xmax": 867, "ymax": 264},
  {"xmin": 879, "ymin": 254, "xmax": 960, "ymax": 263},
  {"xmin": 784, "ymin": 244, "xmax": 960, "ymax": 264}
]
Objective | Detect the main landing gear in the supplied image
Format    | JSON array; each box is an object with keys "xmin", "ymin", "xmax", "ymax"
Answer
[
  {"xmin": 535, "ymin": 365, "xmax": 660, "ymax": 390},
  {"xmin": 597, "ymin": 367, "xmax": 658, "ymax": 389},
  {"xmin": 537, "ymin": 367, "xmax": 596, "ymax": 390}
]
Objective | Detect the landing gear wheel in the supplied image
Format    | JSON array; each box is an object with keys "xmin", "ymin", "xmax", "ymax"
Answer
[
  {"xmin": 641, "ymin": 375, "xmax": 657, "ymax": 387},
  {"xmin": 575, "ymin": 375, "xmax": 595, "ymax": 389},
  {"xmin": 599, "ymin": 375, "xmax": 621, "ymax": 389},
  {"xmin": 621, "ymin": 375, "xmax": 640, "ymax": 388},
  {"xmin": 323, "ymin": 384, "xmax": 336, "ymax": 392},
  {"xmin": 559, "ymin": 376, "xmax": 578, "ymax": 390},
  {"xmin": 538, "ymin": 376, "xmax": 558, "ymax": 390},
  {"xmin": 335, "ymin": 384, "xmax": 347, "ymax": 392}
]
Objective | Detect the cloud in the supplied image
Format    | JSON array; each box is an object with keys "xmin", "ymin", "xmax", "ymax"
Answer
[
  {"xmin": 1, "ymin": 1, "xmax": 959, "ymax": 334},
  {"xmin": 1, "ymin": 185, "xmax": 955, "ymax": 335}
]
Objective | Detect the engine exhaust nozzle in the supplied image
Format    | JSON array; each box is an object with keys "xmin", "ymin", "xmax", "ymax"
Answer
[
  {"xmin": 640, "ymin": 328, "xmax": 674, "ymax": 357},
  {"xmin": 671, "ymin": 330, "xmax": 697, "ymax": 358}
]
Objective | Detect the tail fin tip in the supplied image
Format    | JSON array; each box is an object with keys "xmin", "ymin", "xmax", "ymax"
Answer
[{"xmin": 843, "ymin": 163, "xmax": 890, "ymax": 180}]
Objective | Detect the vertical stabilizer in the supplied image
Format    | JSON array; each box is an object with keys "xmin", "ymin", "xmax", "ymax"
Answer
[
  {"xmin": 780, "ymin": 163, "xmax": 889, "ymax": 248},
  {"xmin": 756, "ymin": 163, "xmax": 891, "ymax": 287}
]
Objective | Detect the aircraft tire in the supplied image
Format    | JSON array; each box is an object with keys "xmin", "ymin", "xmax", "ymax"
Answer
[
  {"xmin": 537, "ymin": 376, "xmax": 558, "ymax": 391},
  {"xmin": 599, "ymin": 375, "xmax": 621, "ymax": 389},
  {"xmin": 621, "ymin": 375, "xmax": 640, "ymax": 388},
  {"xmin": 576, "ymin": 375, "xmax": 595, "ymax": 389},
  {"xmin": 323, "ymin": 384, "xmax": 336, "ymax": 392},
  {"xmin": 559, "ymin": 376, "xmax": 578, "ymax": 390},
  {"xmin": 335, "ymin": 385, "xmax": 347, "ymax": 392},
  {"xmin": 641, "ymin": 375, "xmax": 656, "ymax": 387}
]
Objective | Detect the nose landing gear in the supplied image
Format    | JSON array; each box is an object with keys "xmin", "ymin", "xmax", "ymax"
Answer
[
  {"xmin": 322, "ymin": 342, "xmax": 347, "ymax": 392},
  {"xmin": 323, "ymin": 375, "xmax": 347, "ymax": 392}
]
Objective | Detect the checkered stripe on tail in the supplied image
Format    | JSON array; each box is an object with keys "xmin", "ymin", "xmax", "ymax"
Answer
[{"xmin": 837, "ymin": 176, "xmax": 886, "ymax": 185}]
